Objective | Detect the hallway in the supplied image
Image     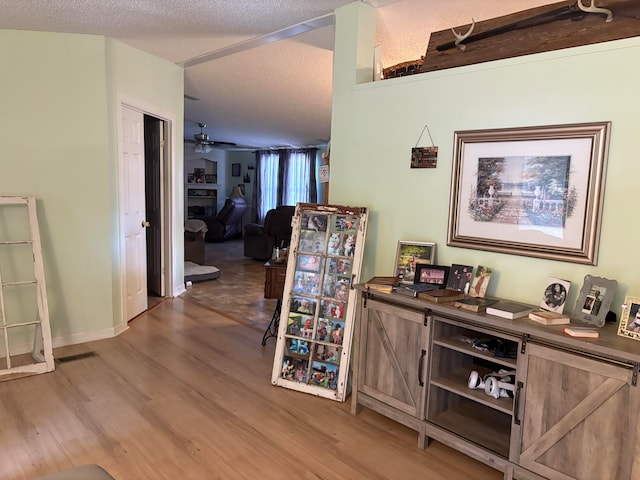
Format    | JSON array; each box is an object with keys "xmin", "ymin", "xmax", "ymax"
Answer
[{"xmin": 180, "ymin": 238, "xmax": 277, "ymax": 333}]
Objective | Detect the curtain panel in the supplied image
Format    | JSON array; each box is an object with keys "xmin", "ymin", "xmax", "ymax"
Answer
[{"xmin": 254, "ymin": 148, "xmax": 318, "ymax": 224}]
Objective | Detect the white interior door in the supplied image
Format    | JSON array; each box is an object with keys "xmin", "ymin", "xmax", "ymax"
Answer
[{"xmin": 121, "ymin": 105, "xmax": 148, "ymax": 320}]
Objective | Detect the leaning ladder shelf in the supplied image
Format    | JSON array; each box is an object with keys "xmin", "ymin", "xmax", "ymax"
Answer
[{"xmin": 0, "ymin": 196, "xmax": 54, "ymax": 380}]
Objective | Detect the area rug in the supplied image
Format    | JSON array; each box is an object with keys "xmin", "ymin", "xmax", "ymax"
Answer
[{"xmin": 184, "ymin": 261, "xmax": 221, "ymax": 283}]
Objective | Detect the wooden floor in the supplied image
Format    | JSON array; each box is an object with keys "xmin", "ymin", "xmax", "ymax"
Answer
[{"xmin": 0, "ymin": 240, "xmax": 502, "ymax": 480}]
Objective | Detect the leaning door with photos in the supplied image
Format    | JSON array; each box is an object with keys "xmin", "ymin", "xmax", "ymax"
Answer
[{"xmin": 270, "ymin": 203, "xmax": 368, "ymax": 401}]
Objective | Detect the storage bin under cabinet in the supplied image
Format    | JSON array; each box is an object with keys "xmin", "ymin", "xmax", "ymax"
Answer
[{"xmin": 351, "ymin": 287, "xmax": 640, "ymax": 480}]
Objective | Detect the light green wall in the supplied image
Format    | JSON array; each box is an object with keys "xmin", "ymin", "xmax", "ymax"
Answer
[
  {"xmin": 104, "ymin": 37, "xmax": 184, "ymax": 326},
  {"xmin": 0, "ymin": 29, "xmax": 183, "ymax": 347},
  {"xmin": 331, "ymin": 4, "xmax": 639, "ymax": 316}
]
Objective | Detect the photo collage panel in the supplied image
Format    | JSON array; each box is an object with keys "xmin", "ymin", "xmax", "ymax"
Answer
[{"xmin": 279, "ymin": 213, "xmax": 359, "ymax": 389}]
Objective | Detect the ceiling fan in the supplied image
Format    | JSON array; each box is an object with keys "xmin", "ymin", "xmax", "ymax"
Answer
[{"xmin": 185, "ymin": 123, "xmax": 236, "ymax": 153}]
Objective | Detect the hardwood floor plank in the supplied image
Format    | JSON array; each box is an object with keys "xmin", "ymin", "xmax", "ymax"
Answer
[{"xmin": 0, "ymin": 240, "xmax": 500, "ymax": 479}]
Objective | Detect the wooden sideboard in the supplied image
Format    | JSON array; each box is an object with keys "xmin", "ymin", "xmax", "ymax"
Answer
[{"xmin": 351, "ymin": 287, "xmax": 640, "ymax": 480}]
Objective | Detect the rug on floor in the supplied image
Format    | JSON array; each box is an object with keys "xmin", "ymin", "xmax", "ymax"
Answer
[{"xmin": 184, "ymin": 261, "xmax": 221, "ymax": 283}]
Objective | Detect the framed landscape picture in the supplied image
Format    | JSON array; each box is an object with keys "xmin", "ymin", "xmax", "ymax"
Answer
[
  {"xmin": 447, "ymin": 122, "xmax": 611, "ymax": 265},
  {"xmin": 394, "ymin": 241, "xmax": 436, "ymax": 284}
]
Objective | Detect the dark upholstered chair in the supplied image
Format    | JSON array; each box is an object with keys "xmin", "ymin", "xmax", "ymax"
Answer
[
  {"xmin": 184, "ymin": 219, "xmax": 207, "ymax": 264},
  {"xmin": 195, "ymin": 196, "xmax": 247, "ymax": 242},
  {"xmin": 244, "ymin": 205, "xmax": 295, "ymax": 260}
]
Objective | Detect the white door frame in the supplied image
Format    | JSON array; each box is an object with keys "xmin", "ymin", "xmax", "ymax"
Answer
[{"xmin": 116, "ymin": 95, "xmax": 177, "ymax": 324}]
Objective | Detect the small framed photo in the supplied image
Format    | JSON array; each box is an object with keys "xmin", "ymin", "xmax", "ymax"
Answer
[
  {"xmin": 618, "ymin": 296, "xmax": 640, "ymax": 341},
  {"xmin": 394, "ymin": 241, "xmax": 436, "ymax": 284},
  {"xmin": 469, "ymin": 266, "xmax": 492, "ymax": 298},
  {"xmin": 204, "ymin": 174, "xmax": 216, "ymax": 184},
  {"xmin": 446, "ymin": 264, "xmax": 474, "ymax": 293},
  {"xmin": 415, "ymin": 264, "xmax": 450, "ymax": 287},
  {"xmin": 571, "ymin": 275, "xmax": 617, "ymax": 327},
  {"xmin": 540, "ymin": 276, "xmax": 571, "ymax": 313},
  {"xmin": 231, "ymin": 163, "xmax": 241, "ymax": 177}
]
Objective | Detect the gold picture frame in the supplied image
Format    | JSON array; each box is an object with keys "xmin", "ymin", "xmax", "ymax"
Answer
[
  {"xmin": 617, "ymin": 295, "xmax": 640, "ymax": 341},
  {"xmin": 447, "ymin": 122, "xmax": 611, "ymax": 265},
  {"xmin": 394, "ymin": 241, "xmax": 436, "ymax": 285}
]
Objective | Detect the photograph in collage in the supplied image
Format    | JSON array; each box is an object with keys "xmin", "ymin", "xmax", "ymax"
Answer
[
  {"xmin": 301, "ymin": 213, "xmax": 328, "ymax": 232},
  {"xmin": 321, "ymin": 299, "xmax": 346, "ymax": 321},
  {"xmin": 310, "ymin": 361, "xmax": 339, "ymax": 390},
  {"xmin": 326, "ymin": 258, "xmax": 352, "ymax": 276},
  {"xmin": 334, "ymin": 215, "xmax": 359, "ymax": 233},
  {"xmin": 323, "ymin": 275, "xmax": 350, "ymax": 300},
  {"xmin": 329, "ymin": 320, "xmax": 344, "ymax": 345},
  {"xmin": 299, "ymin": 231, "xmax": 326, "ymax": 253},
  {"xmin": 293, "ymin": 272, "xmax": 320, "ymax": 295},
  {"xmin": 315, "ymin": 344, "xmax": 340, "ymax": 364},
  {"xmin": 291, "ymin": 296, "xmax": 316, "ymax": 315},
  {"xmin": 282, "ymin": 356, "xmax": 309, "ymax": 383},
  {"xmin": 288, "ymin": 313, "xmax": 313, "ymax": 337},
  {"xmin": 316, "ymin": 318, "xmax": 330, "ymax": 342},
  {"xmin": 296, "ymin": 254, "xmax": 322, "ymax": 273},
  {"xmin": 287, "ymin": 338, "xmax": 310, "ymax": 356}
]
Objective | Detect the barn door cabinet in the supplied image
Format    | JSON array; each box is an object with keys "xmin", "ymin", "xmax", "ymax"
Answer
[
  {"xmin": 511, "ymin": 343, "xmax": 640, "ymax": 480},
  {"xmin": 351, "ymin": 288, "xmax": 640, "ymax": 480},
  {"xmin": 350, "ymin": 297, "xmax": 430, "ymax": 446}
]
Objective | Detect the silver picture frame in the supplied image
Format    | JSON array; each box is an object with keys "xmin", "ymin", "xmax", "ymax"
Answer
[{"xmin": 447, "ymin": 122, "xmax": 611, "ymax": 265}]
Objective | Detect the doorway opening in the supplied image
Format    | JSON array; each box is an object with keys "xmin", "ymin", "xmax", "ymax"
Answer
[{"xmin": 118, "ymin": 101, "xmax": 175, "ymax": 323}]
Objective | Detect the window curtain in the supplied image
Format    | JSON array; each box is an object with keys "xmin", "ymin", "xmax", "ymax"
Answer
[
  {"xmin": 283, "ymin": 148, "xmax": 317, "ymax": 206},
  {"xmin": 255, "ymin": 150, "xmax": 280, "ymax": 223},
  {"xmin": 254, "ymin": 148, "xmax": 317, "ymax": 224}
]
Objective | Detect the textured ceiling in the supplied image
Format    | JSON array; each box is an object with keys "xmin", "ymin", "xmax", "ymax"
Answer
[{"xmin": 1, "ymin": 0, "xmax": 551, "ymax": 149}]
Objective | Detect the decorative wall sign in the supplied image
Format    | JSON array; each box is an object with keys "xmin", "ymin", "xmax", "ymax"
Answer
[
  {"xmin": 411, "ymin": 146, "xmax": 438, "ymax": 168},
  {"xmin": 271, "ymin": 203, "xmax": 368, "ymax": 402},
  {"xmin": 447, "ymin": 122, "xmax": 611, "ymax": 265},
  {"xmin": 319, "ymin": 164, "xmax": 330, "ymax": 183}
]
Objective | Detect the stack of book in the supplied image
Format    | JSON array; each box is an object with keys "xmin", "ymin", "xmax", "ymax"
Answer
[
  {"xmin": 485, "ymin": 301, "xmax": 533, "ymax": 320},
  {"xmin": 563, "ymin": 326, "xmax": 600, "ymax": 338},
  {"xmin": 395, "ymin": 283, "xmax": 439, "ymax": 298},
  {"xmin": 453, "ymin": 297, "xmax": 498, "ymax": 313},
  {"xmin": 364, "ymin": 276, "xmax": 400, "ymax": 293},
  {"xmin": 528, "ymin": 310, "xmax": 570, "ymax": 325},
  {"xmin": 417, "ymin": 288, "xmax": 466, "ymax": 303}
]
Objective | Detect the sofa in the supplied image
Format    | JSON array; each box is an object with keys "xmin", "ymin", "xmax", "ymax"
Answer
[
  {"xmin": 194, "ymin": 196, "xmax": 247, "ymax": 242},
  {"xmin": 244, "ymin": 205, "xmax": 295, "ymax": 260}
]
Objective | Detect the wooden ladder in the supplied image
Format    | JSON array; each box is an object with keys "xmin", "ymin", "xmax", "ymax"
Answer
[{"xmin": 0, "ymin": 196, "xmax": 54, "ymax": 380}]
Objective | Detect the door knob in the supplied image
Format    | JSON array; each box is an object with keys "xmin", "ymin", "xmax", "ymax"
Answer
[{"xmin": 141, "ymin": 221, "xmax": 151, "ymax": 228}]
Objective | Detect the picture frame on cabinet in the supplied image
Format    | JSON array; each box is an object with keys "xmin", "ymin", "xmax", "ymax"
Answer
[
  {"xmin": 571, "ymin": 275, "xmax": 617, "ymax": 327},
  {"xmin": 469, "ymin": 265, "xmax": 493, "ymax": 298},
  {"xmin": 447, "ymin": 122, "xmax": 611, "ymax": 265},
  {"xmin": 617, "ymin": 296, "xmax": 640, "ymax": 341},
  {"xmin": 394, "ymin": 241, "xmax": 437, "ymax": 284},
  {"xmin": 415, "ymin": 264, "xmax": 450, "ymax": 287}
]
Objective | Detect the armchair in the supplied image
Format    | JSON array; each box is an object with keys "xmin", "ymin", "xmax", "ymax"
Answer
[
  {"xmin": 184, "ymin": 218, "xmax": 208, "ymax": 264},
  {"xmin": 244, "ymin": 205, "xmax": 295, "ymax": 260},
  {"xmin": 194, "ymin": 196, "xmax": 247, "ymax": 242}
]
